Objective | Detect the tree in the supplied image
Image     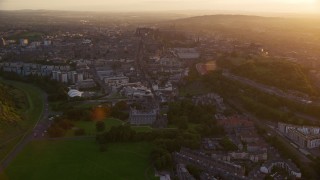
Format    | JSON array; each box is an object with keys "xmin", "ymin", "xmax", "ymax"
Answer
[
  {"xmin": 220, "ymin": 137, "xmax": 238, "ymax": 151},
  {"xmin": 186, "ymin": 165, "xmax": 202, "ymax": 179},
  {"xmin": 178, "ymin": 116, "xmax": 188, "ymax": 130},
  {"xmin": 96, "ymin": 121, "xmax": 106, "ymax": 132},
  {"xmin": 114, "ymin": 101, "xmax": 128, "ymax": 111},
  {"xmin": 74, "ymin": 128, "xmax": 86, "ymax": 136}
]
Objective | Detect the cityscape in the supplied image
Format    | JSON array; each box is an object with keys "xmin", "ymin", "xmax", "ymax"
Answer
[{"xmin": 0, "ymin": 0, "xmax": 320, "ymax": 180}]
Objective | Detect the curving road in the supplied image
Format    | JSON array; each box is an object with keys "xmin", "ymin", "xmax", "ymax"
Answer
[
  {"xmin": 0, "ymin": 92, "xmax": 54, "ymax": 172},
  {"xmin": 222, "ymin": 70, "xmax": 315, "ymax": 105}
]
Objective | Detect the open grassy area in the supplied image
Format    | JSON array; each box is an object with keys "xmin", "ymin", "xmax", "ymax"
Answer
[
  {"xmin": 0, "ymin": 140, "xmax": 158, "ymax": 180},
  {"xmin": 131, "ymin": 126, "xmax": 154, "ymax": 133},
  {"xmin": 0, "ymin": 135, "xmax": 23, "ymax": 162},
  {"xmin": 67, "ymin": 118, "xmax": 154, "ymax": 137},
  {"xmin": 66, "ymin": 118, "xmax": 125, "ymax": 136},
  {"xmin": 168, "ymin": 123, "xmax": 200, "ymax": 133}
]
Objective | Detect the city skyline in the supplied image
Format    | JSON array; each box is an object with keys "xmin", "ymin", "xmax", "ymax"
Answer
[{"xmin": 0, "ymin": 0, "xmax": 319, "ymax": 14}]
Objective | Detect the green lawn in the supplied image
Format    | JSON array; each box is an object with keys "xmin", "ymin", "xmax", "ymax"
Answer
[
  {"xmin": 67, "ymin": 119, "xmax": 154, "ymax": 137},
  {"xmin": 168, "ymin": 123, "xmax": 200, "ymax": 133},
  {"xmin": 66, "ymin": 118, "xmax": 125, "ymax": 137},
  {"xmin": 131, "ymin": 126, "xmax": 154, "ymax": 133},
  {"xmin": 0, "ymin": 140, "xmax": 158, "ymax": 180},
  {"xmin": 0, "ymin": 135, "xmax": 23, "ymax": 162}
]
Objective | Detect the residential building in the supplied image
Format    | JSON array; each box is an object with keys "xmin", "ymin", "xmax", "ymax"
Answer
[
  {"xmin": 77, "ymin": 79, "xmax": 96, "ymax": 89},
  {"xmin": 216, "ymin": 115, "xmax": 254, "ymax": 133},
  {"xmin": 260, "ymin": 159, "xmax": 301, "ymax": 178},
  {"xmin": 20, "ymin": 39, "xmax": 28, "ymax": 46},
  {"xmin": 129, "ymin": 108, "xmax": 158, "ymax": 125},
  {"xmin": 174, "ymin": 148, "xmax": 246, "ymax": 179},
  {"xmin": 278, "ymin": 122, "xmax": 320, "ymax": 149},
  {"xmin": 104, "ymin": 75, "xmax": 129, "ymax": 88},
  {"xmin": 176, "ymin": 164, "xmax": 196, "ymax": 180},
  {"xmin": 173, "ymin": 48, "xmax": 200, "ymax": 61}
]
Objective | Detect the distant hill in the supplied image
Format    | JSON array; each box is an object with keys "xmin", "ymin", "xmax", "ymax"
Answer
[
  {"xmin": 167, "ymin": 15, "xmax": 290, "ymax": 31},
  {"xmin": 0, "ymin": 83, "xmax": 23, "ymax": 125},
  {"xmin": 169, "ymin": 14, "xmax": 320, "ymax": 33}
]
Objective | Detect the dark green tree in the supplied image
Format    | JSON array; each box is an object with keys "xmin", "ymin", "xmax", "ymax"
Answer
[{"xmin": 96, "ymin": 121, "xmax": 106, "ymax": 132}]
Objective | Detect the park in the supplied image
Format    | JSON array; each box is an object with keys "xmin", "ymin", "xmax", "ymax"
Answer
[{"xmin": 0, "ymin": 140, "xmax": 157, "ymax": 180}]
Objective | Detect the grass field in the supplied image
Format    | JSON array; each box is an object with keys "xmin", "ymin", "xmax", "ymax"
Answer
[
  {"xmin": 0, "ymin": 135, "xmax": 23, "ymax": 162},
  {"xmin": 168, "ymin": 123, "xmax": 200, "ymax": 133},
  {"xmin": 0, "ymin": 140, "xmax": 158, "ymax": 180},
  {"xmin": 0, "ymin": 78, "xmax": 45, "ymax": 161},
  {"xmin": 131, "ymin": 126, "xmax": 153, "ymax": 133},
  {"xmin": 67, "ymin": 118, "xmax": 154, "ymax": 137},
  {"xmin": 66, "ymin": 118, "xmax": 125, "ymax": 136}
]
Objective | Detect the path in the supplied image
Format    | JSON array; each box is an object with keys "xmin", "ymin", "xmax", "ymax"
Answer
[{"xmin": 0, "ymin": 92, "xmax": 50, "ymax": 172}]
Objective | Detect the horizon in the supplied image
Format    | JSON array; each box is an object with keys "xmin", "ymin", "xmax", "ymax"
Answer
[
  {"xmin": 1, "ymin": 9, "xmax": 320, "ymax": 19},
  {"xmin": 0, "ymin": 0, "xmax": 319, "ymax": 15},
  {"xmin": 1, "ymin": 0, "xmax": 320, "ymax": 179}
]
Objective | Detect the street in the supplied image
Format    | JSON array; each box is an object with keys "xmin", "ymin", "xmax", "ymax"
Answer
[
  {"xmin": 0, "ymin": 93, "xmax": 57, "ymax": 171},
  {"xmin": 222, "ymin": 71, "xmax": 314, "ymax": 105}
]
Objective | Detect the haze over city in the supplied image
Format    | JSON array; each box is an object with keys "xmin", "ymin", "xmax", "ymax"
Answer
[
  {"xmin": 0, "ymin": 0, "xmax": 319, "ymax": 13},
  {"xmin": 1, "ymin": 0, "xmax": 320, "ymax": 180}
]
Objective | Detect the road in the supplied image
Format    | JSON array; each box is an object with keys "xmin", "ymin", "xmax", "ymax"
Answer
[
  {"xmin": 135, "ymin": 38, "xmax": 159, "ymax": 105},
  {"xmin": 0, "ymin": 93, "xmax": 54, "ymax": 172},
  {"xmin": 223, "ymin": 71, "xmax": 320, "ymax": 125},
  {"xmin": 222, "ymin": 71, "xmax": 314, "ymax": 105}
]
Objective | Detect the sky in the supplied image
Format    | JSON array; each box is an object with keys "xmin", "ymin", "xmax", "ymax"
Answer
[{"xmin": 0, "ymin": 0, "xmax": 319, "ymax": 13}]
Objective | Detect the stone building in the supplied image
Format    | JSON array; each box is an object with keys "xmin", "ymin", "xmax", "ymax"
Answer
[{"xmin": 129, "ymin": 108, "xmax": 158, "ymax": 125}]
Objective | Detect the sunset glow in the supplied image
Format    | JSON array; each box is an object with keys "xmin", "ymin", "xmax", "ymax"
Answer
[{"xmin": 0, "ymin": 0, "xmax": 319, "ymax": 13}]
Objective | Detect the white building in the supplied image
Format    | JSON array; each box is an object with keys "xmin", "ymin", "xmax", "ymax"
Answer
[
  {"xmin": 61, "ymin": 73, "xmax": 68, "ymax": 83},
  {"xmin": 77, "ymin": 79, "xmax": 96, "ymax": 89},
  {"xmin": 260, "ymin": 160, "xmax": 301, "ymax": 178},
  {"xmin": 68, "ymin": 89, "xmax": 83, "ymax": 98},
  {"xmin": 278, "ymin": 122, "xmax": 320, "ymax": 149},
  {"xmin": 104, "ymin": 75, "xmax": 129, "ymax": 88},
  {"xmin": 44, "ymin": 40, "xmax": 52, "ymax": 46},
  {"xmin": 77, "ymin": 73, "xmax": 84, "ymax": 82},
  {"xmin": 29, "ymin": 41, "xmax": 41, "ymax": 48},
  {"xmin": 82, "ymin": 39, "xmax": 92, "ymax": 44},
  {"xmin": 173, "ymin": 48, "xmax": 200, "ymax": 60},
  {"xmin": 121, "ymin": 86, "xmax": 153, "ymax": 99},
  {"xmin": 152, "ymin": 82, "xmax": 173, "ymax": 92}
]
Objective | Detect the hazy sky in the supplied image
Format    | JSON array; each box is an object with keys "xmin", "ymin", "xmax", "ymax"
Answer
[{"xmin": 0, "ymin": 0, "xmax": 319, "ymax": 13}]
